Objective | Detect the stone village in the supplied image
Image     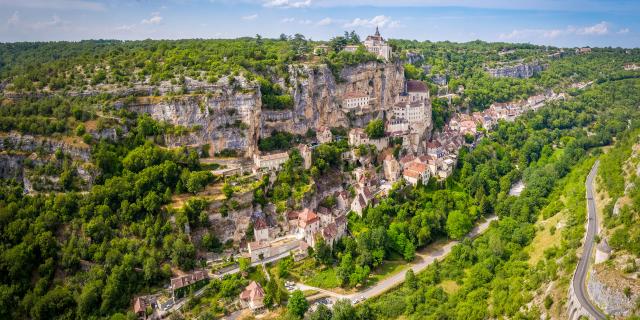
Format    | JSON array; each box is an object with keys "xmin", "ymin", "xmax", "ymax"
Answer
[{"xmin": 129, "ymin": 28, "xmax": 568, "ymax": 319}]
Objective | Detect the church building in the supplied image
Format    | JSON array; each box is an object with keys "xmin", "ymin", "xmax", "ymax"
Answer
[{"xmin": 363, "ymin": 26, "xmax": 393, "ymax": 61}]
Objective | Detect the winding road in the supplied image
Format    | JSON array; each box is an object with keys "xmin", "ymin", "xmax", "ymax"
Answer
[
  {"xmin": 571, "ymin": 161, "xmax": 607, "ymax": 320},
  {"xmin": 297, "ymin": 215, "xmax": 498, "ymax": 302}
]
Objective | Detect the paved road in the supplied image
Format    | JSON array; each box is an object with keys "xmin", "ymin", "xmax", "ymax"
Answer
[
  {"xmin": 297, "ymin": 215, "xmax": 498, "ymax": 302},
  {"xmin": 572, "ymin": 161, "xmax": 607, "ymax": 320}
]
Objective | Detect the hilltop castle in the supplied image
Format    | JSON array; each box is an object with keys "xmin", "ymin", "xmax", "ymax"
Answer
[{"xmin": 343, "ymin": 26, "xmax": 393, "ymax": 61}]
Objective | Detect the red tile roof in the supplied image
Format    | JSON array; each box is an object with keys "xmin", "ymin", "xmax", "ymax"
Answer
[
  {"xmin": 171, "ymin": 270, "xmax": 208, "ymax": 291},
  {"xmin": 298, "ymin": 208, "xmax": 319, "ymax": 228},
  {"xmin": 240, "ymin": 281, "xmax": 265, "ymax": 305},
  {"xmin": 254, "ymin": 217, "xmax": 268, "ymax": 230}
]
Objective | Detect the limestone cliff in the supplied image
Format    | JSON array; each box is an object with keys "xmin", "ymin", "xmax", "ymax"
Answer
[
  {"xmin": 0, "ymin": 132, "xmax": 91, "ymax": 161},
  {"xmin": 125, "ymin": 62, "xmax": 405, "ymax": 155},
  {"xmin": 127, "ymin": 85, "xmax": 261, "ymax": 157},
  {"xmin": 262, "ymin": 61, "xmax": 405, "ymax": 135},
  {"xmin": 587, "ymin": 263, "xmax": 639, "ymax": 318},
  {"xmin": 0, "ymin": 133, "xmax": 95, "ymax": 191}
]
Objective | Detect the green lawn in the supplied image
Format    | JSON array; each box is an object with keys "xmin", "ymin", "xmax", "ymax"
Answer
[
  {"xmin": 369, "ymin": 260, "xmax": 407, "ymax": 284},
  {"xmin": 306, "ymin": 268, "xmax": 341, "ymax": 288}
]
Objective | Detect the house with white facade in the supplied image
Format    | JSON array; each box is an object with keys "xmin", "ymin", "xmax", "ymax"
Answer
[
  {"xmin": 343, "ymin": 44, "xmax": 360, "ymax": 53},
  {"xmin": 392, "ymin": 101, "xmax": 428, "ymax": 125},
  {"xmin": 351, "ymin": 194, "xmax": 367, "ymax": 216},
  {"xmin": 343, "ymin": 92, "xmax": 370, "ymax": 110},
  {"xmin": 386, "ymin": 118, "xmax": 409, "ymax": 134}
]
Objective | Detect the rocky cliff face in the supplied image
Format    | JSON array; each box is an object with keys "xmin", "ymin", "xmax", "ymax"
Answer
[
  {"xmin": 0, "ymin": 153, "xmax": 24, "ymax": 181},
  {"xmin": 262, "ymin": 61, "xmax": 405, "ymax": 135},
  {"xmin": 587, "ymin": 264, "xmax": 639, "ymax": 318},
  {"xmin": 126, "ymin": 62, "xmax": 405, "ymax": 155},
  {"xmin": 0, "ymin": 133, "xmax": 96, "ymax": 192},
  {"xmin": 0, "ymin": 132, "xmax": 91, "ymax": 161},
  {"xmin": 128, "ymin": 86, "xmax": 261, "ymax": 157},
  {"xmin": 487, "ymin": 62, "xmax": 546, "ymax": 78}
]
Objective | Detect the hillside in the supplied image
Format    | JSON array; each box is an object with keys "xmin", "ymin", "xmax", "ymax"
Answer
[{"xmin": 0, "ymin": 35, "xmax": 640, "ymax": 320}]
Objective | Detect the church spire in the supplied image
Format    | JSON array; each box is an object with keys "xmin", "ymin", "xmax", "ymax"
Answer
[{"xmin": 375, "ymin": 25, "xmax": 380, "ymax": 36}]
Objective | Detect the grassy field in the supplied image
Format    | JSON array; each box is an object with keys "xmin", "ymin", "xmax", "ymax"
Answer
[
  {"xmin": 306, "ymin": 268, "xmax": 341, "ymax": 288},
  {"xmin": 527, "ymin": 209, "xmax": 565, "ymax": 265}
]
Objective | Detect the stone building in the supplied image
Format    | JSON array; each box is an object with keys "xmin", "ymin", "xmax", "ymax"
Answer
[
  {"xmin": 316, "ymin": 126, "xmax": 333, "ymax": 144},
  {"xmin": 402, "ymin": 161, "xmax": 430, "ymax": 185},
  {"xmin": 254, "ymin": 152, "xmax": 289, "ymax": 171},
  {"xmin": 383, "ymin": 154, "xmax": 401, "ymax": 182},
  {"xmin": 398, "ymin": 80, "xmax": 430, "ymax": 103},
  {"xmin": 314, "ymin": 44, "xmax": 330, "ymax": 55},
  {"xmin": 392, "ymin": 101, "xmax": 428, "ymax": 125},
  {"xmin": 363, "ymin": 26, "xmax": 392, "ymax": 61},
  {"xmin": 297, "ymin": 208, "xmax": 321, "ymax": 246},
  {"xmin": 253, "ymin": 217, "xmax": 269, "ymax": 242},
  {"xmin": 343, "ymin": 92, "xmax": 370, "ymax": 110},
  {"xmin": 298, "ymin": 144, "xmax": 312, "ymax": 170}
]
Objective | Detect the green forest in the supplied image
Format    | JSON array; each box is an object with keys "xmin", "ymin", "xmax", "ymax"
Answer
[{"xmin": 0, "ymin": 34, "xmax": 640, "ymax": 320}]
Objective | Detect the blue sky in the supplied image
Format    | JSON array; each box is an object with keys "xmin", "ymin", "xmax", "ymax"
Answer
[{"xmin": 0, "ymin": 0, "xmax": 639, "ymax": 47}]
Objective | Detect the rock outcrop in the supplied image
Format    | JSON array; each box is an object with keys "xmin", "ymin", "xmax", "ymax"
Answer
[
  {"xmin": 0, "ymin": 132, "xmax": 91, "ymax": 161},
  {"xmin": 486, "ymin": 62, "xmax": 546, "ymax": 78},
  {"xmin": 0, "ymin": 153, "xmax": 24, "ymax": 181},
  {"xmin": 264, "ymin": 61, "xmax": 405, "ymax": 136},
  {"xmin": 587, "ymin": 264, "xmax": 639, "ymax": 318},
  {"xmin": 124, "ymin": 61, "xmax": 405, "ymax": 156},
  {"xmin": 128, "ymin": 86, "xmax": 261, "ymax": 157}
]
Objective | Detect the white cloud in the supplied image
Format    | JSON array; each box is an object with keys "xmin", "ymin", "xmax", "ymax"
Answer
[
  {"xmin": 299, "ymin": 19, "xmax": 312, "ymax": 25},
  {"xmin": 0, "ymin": 0, "xmax": 105, "ymax": 11},
  {"xmin": 281, "ymin": 17, "xmax": 296, "ymax": 23},
  {"xmin": 618, "ymin": 28, "xmax": 630, "ymax": 34},
  {"xmin": 344, "ymin": 15, "xmax": 398, "ymax": 29},
  {"xmin": 7, "ymin": 11, "xmax": 19, "ymax": 26},
  {"xmin": 500, "ymin": 21, "xmax": 612, "ymax": 40},
  {"xmin": 242, "ymin": 14, "xmax": 258, "ymax": 20},
  {"xmin": 142, "ymin": 13, "xmax": 163, "ymax": 25},
  {"xmin": 317, "ymin": 17, "xmax": 333, "ymax": 26},
  {"xmin": 263, "ymin": 0, "xmax": 311, "ymax": 8},
  {"xmin": 577, "ymin": 21, "xmax": 608, "ymax": 35}
]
